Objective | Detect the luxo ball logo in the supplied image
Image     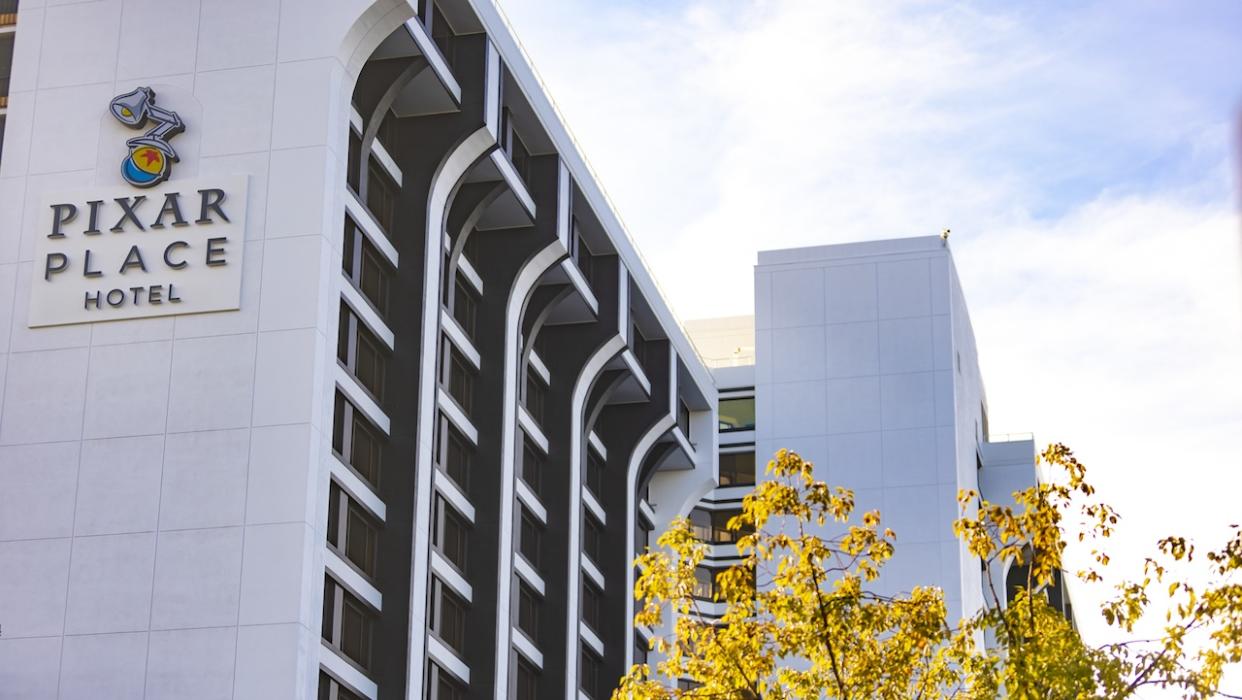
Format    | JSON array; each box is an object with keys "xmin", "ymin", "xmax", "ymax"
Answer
[{"xmin": 110, "ymin": 86, "xmax": 184, "ymax": 187}]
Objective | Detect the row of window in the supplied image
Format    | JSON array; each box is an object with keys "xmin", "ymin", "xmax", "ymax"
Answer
[{"xmin": 326, "ymin": 115, "xmax": 400, "ymax": 697}]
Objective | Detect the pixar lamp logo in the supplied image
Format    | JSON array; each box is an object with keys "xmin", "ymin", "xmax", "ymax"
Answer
[{"xmin": 109, "ymin": 86, "xmax": 185, "ymax": 187}]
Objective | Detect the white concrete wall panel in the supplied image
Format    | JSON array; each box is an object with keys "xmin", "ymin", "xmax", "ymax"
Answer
[
  {"xmin": 59, "ymin": 631, "xmax": 149, "ymax": 700},
  {"xmin": 0, "ymin": 636, "xmax": 62, "ymax": 700},
  {"xmin": 755, "ymin": 237, "xmax": 1021, "ymax": 617},
  {"xmin": 0, "ymin": 441, "xmax": 80, "ymax": 540}
]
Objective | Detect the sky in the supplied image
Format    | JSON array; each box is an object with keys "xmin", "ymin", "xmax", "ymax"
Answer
[{"xmin": 493, "ymin": 0, "xmax": 1242, "ymax": 690}]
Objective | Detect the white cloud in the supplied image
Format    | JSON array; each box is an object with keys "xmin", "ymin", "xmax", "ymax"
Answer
[{"xmin": 499, "ymin": 0, "xmax": 1242, "ymax": 679}]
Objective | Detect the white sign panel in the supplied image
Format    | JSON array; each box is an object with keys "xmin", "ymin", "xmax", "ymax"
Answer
[{"xmin": 29, "ymin": 175, "xmax": 248, "ymax": 327}]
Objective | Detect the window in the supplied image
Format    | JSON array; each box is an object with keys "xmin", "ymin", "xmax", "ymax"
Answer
[
  {"xmin": 634, "ymin": 640, "xmax": 649, "ymax": 667},
  {"xmin": 439, "ymin": 419, "xmax": 470, "ymax": 491},
  {"xmin": 346, "ymin": 130, "xmax": 361, "ymax": 193},
  {"xmin": 333, "ymin": 392, "xmax": 382, "ymax": 488},
  {"xmin": 452, "ymin": 276, "xmax": 477, "ymax": 339},
  {"xmin": 688, "ymin": 508, "xmax": 752, "ymax": 544},
  {"xmin": 691, "ymin": 566, "xmax": 753, "ymax": 601},
  {"xmin": 343, "ymin": 217, "xmax": 393, "ymax": 318},
  {"xmin": 322, "ymin": 576, "xmax": 375, "ymax": 671},
  {"xmin": 517, "ymin": 582, "xmax": 539, "ymax": 640},
  {"xmin": 327, "ymin": 483, "xmax": 379, "ymax": 578},
  {"xmin": 366, "ymin": 160, "xmax": 397, "ymax": 234},
  {"xmin": 428, "ymin": 664, "xmax": 466, "ymax": 700},
  {"xmin": 677, "ymin": 398, "xmax": 691, "ymax": 438},
  {"xmin": 516, "ymin": 658, "xmax": 539, "ymax": 700},
  {"xmin": 319, "ymin": 671, "xmax": 364, "ymax": 700},
  {"xmin": 498, "ymin": 106, "xmax": 531, "ymax": 186},
  {"xmin": 692, "ymin": 566, "xmax": 720, "ymax": 600},
  {"xmin": 580, "ymin": 647, "xmax": 603, "ymax": 699},
  {"xmin": 433, "ymin": 496, "xmax": 468, "ymax": 573},
  {"xmin": 628, "ymin": 313, "xmax": 649, "ymax": 371},
  {"xmin": 585, "ymin": 450, "xmax": 604, "ymax": 499},
  {"xmin": 429, "ymin": 1, "xmax": 456, "ymax": 68},
  {"xmin": 339, "ymin": 304, "xmax": 387, "ymax": 403},
  {"xmin": 583, "ymin": 514, "xmax": 603, "ymax": 564},
  {"xmin": 519, "ymin": 508, "xmax": 541, "ymax": 569},
  {"xmin": 718, "ymin": 397, "xmax": 755, "ymax": 432},
  {"xmin": 582, "ymin": 581, "xmax": 603, "ymax": 632},
  {"xmin": 432, "ymin": 579, "xmax": 467, "ymax": 654},
  {"xmin": 445, "ymin": 347, "xmax": 474, "ymax": 415},
  {"xmin": 718, "ymin": 449, "xmax": 756, "ymax": 487},
  {"xmin": 524, "ymin": 372, "xmax": 547, "ymax": 426},
  {"xmin": 521, "ymin": 440, "xmax": 542, "ymax": 497},
  {"xmin": 570, "ymin": 218, "xmax": 593, "ymax": 284}
]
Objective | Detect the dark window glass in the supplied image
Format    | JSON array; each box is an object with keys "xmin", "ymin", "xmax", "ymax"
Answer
[
  {"xmin": 517, "ymin": 582, "xmax": 539, "ymax": 640},
  {"xmin": 347, "ymin": 129, "xmax": 361, "ymax": 193},
  {"xmin": 434, "ymin": 581, "xmax": 467, "ymax": 654},
  {"xmin": 519, "ymin": 509, "xmax": 541, "ymax": 569},
  {"xmin": 323, "ymin": 576, "xmax": 374, "ymax": 671},
  {"xmin": 452, "ymin": 276, "xmax": 477, "ymax": 339},
  {"xmin": 582, "ymin": 581, "xmax": 603, "ymax": 632},
  {"xmin": 447, "ymin": 348, "xmax": 473, "ymax": 414},
  {"xmin": 718, "ymin": 397, "xmax": 755, "ymax": 432},
  {"xmin": 499, "ymin": 106, "xmax": 531, "ymax": 186},
  {"xmin": 434, "ymin": 667, "xmax": 466, "ymax": 700},
  {"xmin": 516, "ymin": 658, "xmax": 539, "ymax": 700},
  {"xmin": 337, "ymin": 304, "xmax": 350, "ymax": 366},
  {"xmin": 345, "ymin": 506, "xmax": 379, "ymax": 578},
  {"xmin": 434, "ymin": 496, "xmax": 468, "ymax": 573},
  {"xmin": 628, "ymin": 316, "xmax": 648, "ymax": 370},
  {"xmin": 339, "ymin": 303, "xmax": 387, "ymax": 403},
  {"xmin": 583, "ymin": 514, "xmax": 603, "ymax": 564},
  {"xmin": 333, "ymin": 393, "xmax": 382, "ymax": 488},
  {"xmin": 319, "ymin": 671, "xmax": 364, "ymax": 700},
  {"xmin": 693, "ymin": 566, "xmax": 718, "ymax": 600},
  {"xmin": 521, "ymin": 440, "xmax": 542, "ymax": 497},
  {"xmin": 442, "ymin": 421, "xmax": 470, "ymax": 491},
  {"xmin": 327, "ymin": 483, "xmax": 379, "ymax": 578},
  {"xmin": 585, "ymin": 450, "xmax": 604, "ymax": 499},
  {"xmin": 342, "ymin": 217, "xmax": 392, "ymax": 318},
  {"xmin": 688, "ymin": 508, "xmax": 752, "ymax": 544},
  {"xmin": 580, "ymin": 647, "xmax": 603, "ymax": 699},
  {"xmin": 525, "ymin": 372, "xmax": 546, "ymax": 425},
  {"xmin": 430, "ymin": 2, "xmax": 455, "ymax": 67},
  {"xmin": 366, "ymin": 161, "xmax": 397, "ymax": 234},
  {"xmin": 634, "ymin": 640, "xmax": 649, "ymax": 667},
  {"xmin": 570, "ymin": 219, "xmax": 593, "ymax": 284},
  {"xmin": 353, "ymin": 323, "xmax": 386, "ymax": 402},
  {"xmin": 358, "ymin": 247, "xmax": 391, "ymax": 317},
  {"xmin": 677, "ymin": 398, "xmax": 691, "ymax": 438},
  {"xmin": 718, "ymin": 450, "xmax": 756, "ymax": 487}
]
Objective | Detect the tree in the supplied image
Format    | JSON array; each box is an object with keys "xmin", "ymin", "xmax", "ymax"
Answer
[{"xmin": 615, "ymin": 445, "xmax": 1242, "ymax": 699}]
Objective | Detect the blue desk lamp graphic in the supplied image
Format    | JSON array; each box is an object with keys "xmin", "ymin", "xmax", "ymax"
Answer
[{"xmin": 110, "ymin": 87, "xmax": 185, "ymax": 187}]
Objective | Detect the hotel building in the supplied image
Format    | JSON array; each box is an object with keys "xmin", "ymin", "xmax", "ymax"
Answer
[
  {"xmin": 0, "ymin": 1, "xmax": 1050, "ymax": 699},
  {"xmin": 683, "ymin": 238, "xmax": 1054, "ymax": 629}
]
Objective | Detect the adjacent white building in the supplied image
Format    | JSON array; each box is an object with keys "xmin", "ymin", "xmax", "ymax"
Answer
[{"xmin": 685, "ymin": 236, "xmax": 1044, "ymax": 625}]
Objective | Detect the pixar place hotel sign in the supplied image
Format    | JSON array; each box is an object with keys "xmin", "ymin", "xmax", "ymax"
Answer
[{"xmin": 29, "ymin": 87, "xmax": 247, "ymax": 327}]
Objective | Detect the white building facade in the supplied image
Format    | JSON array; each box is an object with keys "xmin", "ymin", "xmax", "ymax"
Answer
[
  {"xmin": 685, "ymin": 237, "xmax": 1044, "ymax": 627},
  {"xmin": 0, "ymin": 2, "xmax": 718, "ymax": 699}
]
